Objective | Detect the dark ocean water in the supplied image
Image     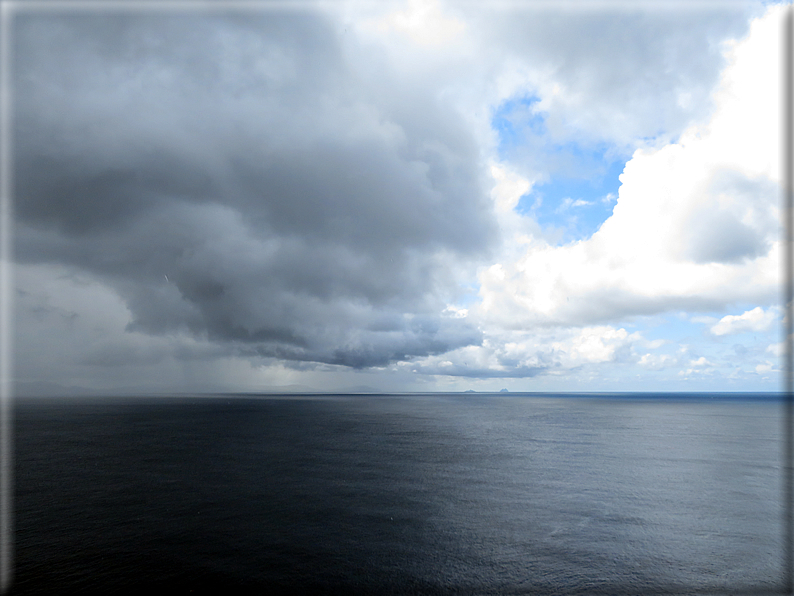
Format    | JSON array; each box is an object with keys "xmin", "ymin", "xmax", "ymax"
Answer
[{"xmin": 9, "ymin": 393, "xmax": 786, "ymax": 595}]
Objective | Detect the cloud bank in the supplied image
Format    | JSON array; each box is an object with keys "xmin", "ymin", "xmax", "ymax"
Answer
[{"xmin": 11, "ymin": 1, "xmax": 783, "ymax": 393}]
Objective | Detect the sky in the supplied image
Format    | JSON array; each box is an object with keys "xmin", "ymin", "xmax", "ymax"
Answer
[{"xmin": 6, "ymin": 0, "xmax": 788, "ymax": 395}]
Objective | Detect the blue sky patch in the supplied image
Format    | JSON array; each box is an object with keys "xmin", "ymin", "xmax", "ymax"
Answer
[
  {"xmin": 518, "ymin": 157, "xmax": 625, "ymax": 242},
  {"xmin": 492, "ymin": 95, "xmax": 629, "ymax": 243},
  {"xmin": 636, "ymin": 313, "xmax": 705, "ymax": 346},
  {"xmin": 491, "ymin": 95, "xmax": 546, "ymax": 160}
]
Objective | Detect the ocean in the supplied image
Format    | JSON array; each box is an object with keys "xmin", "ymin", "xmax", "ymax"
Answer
[{"xmin": 9, "ymin": 393, "xmax": 786, "ymax": 595}]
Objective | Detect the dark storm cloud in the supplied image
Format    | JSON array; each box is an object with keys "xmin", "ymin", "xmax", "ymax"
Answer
[{"xmin": 13, "ymin": 12, "xmax": 495, "ymax": 368}]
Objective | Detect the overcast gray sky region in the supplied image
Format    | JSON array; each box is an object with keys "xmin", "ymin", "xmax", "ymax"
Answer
[{"xmin": 7, "ymin": 0, "xmax": 788, "ymax": 396}]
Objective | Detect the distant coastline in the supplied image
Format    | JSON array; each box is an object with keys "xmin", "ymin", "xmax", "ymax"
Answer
[{"xmin": 11, "ymin": 382, "xmax": 786, "ymax": 402}]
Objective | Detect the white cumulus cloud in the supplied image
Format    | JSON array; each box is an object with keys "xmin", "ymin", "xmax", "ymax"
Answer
[
  {"xmin": 475, "ymin": 4, "xmax": 782, "ymax": 332},
  {"xmin": 710, "ymin": 306, "xmax": 777, "ymax": 336}
]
